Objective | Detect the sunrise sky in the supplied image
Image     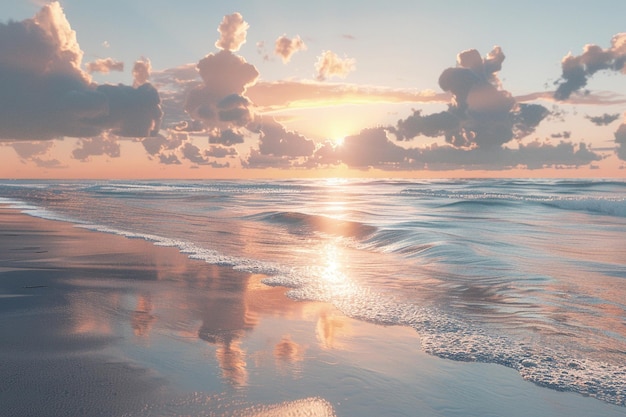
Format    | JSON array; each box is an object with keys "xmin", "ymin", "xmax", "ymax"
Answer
[{"xmin": 1, "ymin": 0, "xmax": 626, "ymax": 179}]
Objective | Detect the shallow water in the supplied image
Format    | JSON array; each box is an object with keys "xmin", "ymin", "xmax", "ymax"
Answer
[{"xmin": 1, "ymin": 178, "xmax": 625, "ymax": 407}]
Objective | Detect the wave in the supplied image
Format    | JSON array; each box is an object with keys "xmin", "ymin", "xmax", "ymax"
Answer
[
  {"xmin": 251, "ymin": 211, "xmax": 378, "ymax": 240},
  {"xmin": 401, "ymin": 187, "xmax": 626, "ymax": 218},
  {"xmin": 541, "ymin": 197, "xmax": 626, "ymax": 217},
  {"xmin": 263, "ymin": 273, "xmax": 626, "ymax": 407}
]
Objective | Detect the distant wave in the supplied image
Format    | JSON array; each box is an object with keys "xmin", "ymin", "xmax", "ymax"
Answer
[
  {"xmin": 541, "ymin": 197, "xmax": 626, "ymax": 217},
  {"xmin": 252, "ymin": 211, "xmax": 378, "ymax": 240},
  {"xmin": 401, "ymin": 187, "xmax": 626, "ymax": 218}
]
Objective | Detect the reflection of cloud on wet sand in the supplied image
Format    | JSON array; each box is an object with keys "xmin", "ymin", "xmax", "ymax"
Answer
[
  {"xmin": 274, "ymin": 335, "xmax": 305, "ymax": 363},
  {"xmin": 216, "ymin": 338, "xmax": 248, "ymax": 387},
  {"xmin": 132, "ymin": 294, "xmax": 156, "ymax": 338},
  {"xmin": 316, "ymin": 310, "xmax": 350, "ymax": 350},
  {"xmin": 69, "ymin": 292, "xmax": 118, "ymax": 336}
]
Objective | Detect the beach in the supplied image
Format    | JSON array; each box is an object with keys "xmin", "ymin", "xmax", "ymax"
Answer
[{"xmin": 1, "ymin": 204, "xmax": 625, "ymax": 417}]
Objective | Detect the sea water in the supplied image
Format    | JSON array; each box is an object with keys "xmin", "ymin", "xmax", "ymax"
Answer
[{"xmin": 1, "ymin": 178, "xmax": 625, "ymax": 407}]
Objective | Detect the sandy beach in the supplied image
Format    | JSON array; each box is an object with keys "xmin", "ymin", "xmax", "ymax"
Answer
[{"xmin": 1, "ymin": 206, "xmax": 625, "ymax": 417}]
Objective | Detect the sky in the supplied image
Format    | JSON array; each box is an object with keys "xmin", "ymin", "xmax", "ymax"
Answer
[{"xmin": 1, "ymin": 0, "xmax": 626, "ymax": 179}]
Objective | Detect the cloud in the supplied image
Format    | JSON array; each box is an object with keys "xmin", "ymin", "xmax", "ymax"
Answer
[
  {"xmin": 242, "ymin": 149, "xmax": 296, "ymax": 169},
  {"xmin": 551, "ymin": 131, "xmax": 571, "ymax": 139},
  {"xmin": 85, "ymin": 57, "xmax": 124, "ymax": 74},
  {"xmin": 615, "ymin": 118, "xmax": 626, "ymax": 161},
  {"xmin": 11, "ymin": 140, "xmax": 54, "ymax": 159},
  {"xmin": 415, "ymin": 141, "xmax": 601, "ymax": 171},
  {"xmin": 315, "ymin": 50, "xmax": 356, "ymax": 81},
  {"xmin": 392, "ymin": 47, "xmax": 549, "ymax": 149},
  {"xmin": 246, "ymin": 80, "xmax": 448, "ymax": 111},
  {"xmin": 185, "ymin": 50, "xmax": 258, "ymax": 130},
  {"xmin": 255, "ymin": 117, "xmax": 315, "ymax": 158},
  {"xmin": 72, "ymin": 133, "xmax": 121, "ymax": 161},
  {"xmin": 6, "ymin": 140, "xmax": 65, "ymax": 168},
  {"xmin": 515, "ymin": 90, "xmax": 626, "ymax": 106},
  {"xmin": 243, "ymin": 117, "xmax": 316, "ymax": 168},
  {"xmin": 585, "ymin": 113, "xmax": 620, "ymax": 126},
  {"xmin": 306, "ymin": 128, "xmax": 600, "ymax": 171},
  {"xmin": 274, "ymin": 34, "xmax": 306, "ymax": 63},
  {"xmin": 554, "ymin": 33, "xmax": 626, "ymax": 100},
  {"xmin": 133, "ymin": 57, "xmax": 152, "ymax": 87},
  {"xmin": 0, "ymin": 2, "xmax": 162, "ymax": 141},
  {"xmin": 215, "ymin": 13, "xmax": 249, "ymax": 52},
  {"xmin": 208, "ymin": 128, "xmax": 245, "ymax": 146},
  {"xmin": 309, "ymin": 127, "xmax": 419, "ymax": 170},
  {"xmin": 158, "ymin": 153, "xmax": 181, "ymax": 165},
  {"xmin": 205, "ymin": 145, "xmax": 237, "ymax": 158},
  {"xmin": 181, "ymin": 142, "xmax": 230, "ymax": 168},
  {"xmin": 140, "ymin": 131, "xmax": 186, "ymax": 156},
  {"xmin": 181, "ymin": 142, "xmax": 211, "ymax": 165}
]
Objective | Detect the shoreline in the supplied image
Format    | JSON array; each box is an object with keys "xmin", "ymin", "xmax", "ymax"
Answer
[{"xmin": 1, "ymin": 205, "xmax": 625, "ymax": 417}]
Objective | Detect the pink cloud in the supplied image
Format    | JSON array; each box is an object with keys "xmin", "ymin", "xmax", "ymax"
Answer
[
  {"xmin": 215, "ymin": 13, "xmax": 249, "ymax": 52},
  {"xmin": 274, "ymin": 34, "xmax": 306, "ymax": 63},
  {"xmin": 133, "ymin": 57, "xmax": 152, "ymax": 87},
  {"xmin": 85, "ymin": 57, "xmax": 124, "ymax": 74},
  {"xmin": 315, "ymin": 50, "xmax": 356, "ymax": 81},
  {"xmin": 245, "ymin": 80, "xmax": 447, "ymax": 111}
]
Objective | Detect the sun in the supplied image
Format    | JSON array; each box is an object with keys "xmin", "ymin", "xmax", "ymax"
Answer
[{"xmin": 333, "ymin": 136, "xmax": 345, "ymax": 147}]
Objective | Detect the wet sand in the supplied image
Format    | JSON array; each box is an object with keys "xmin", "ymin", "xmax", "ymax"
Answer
[{"xmin": 1, "ymin": 206, "xmax": 625, "ymax": 417}]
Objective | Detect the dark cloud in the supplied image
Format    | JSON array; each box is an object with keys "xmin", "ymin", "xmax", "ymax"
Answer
[
  {"xmin": 205, "ymin": 146, "xmax": 237, "ymax": 158},
  {"xmin": 416, "ymin": 141, "xmax": 601, "ymax": 171},
  {"xmin": 181, "ymin": 142, "xmax": 231, "ymax": 168},
  {"xmin": 243, "ymin": 118, "xmax": 316, "ymax": 168},
  {"xmin": 585, "ymin": 113, "xmax": 620, "ymax": 126},
  {"xmin": 551, "ymin": 131, "xmax": 571, "ymax": 139},
  {"xmin": 274, "ymin": 34, "xmax": 306, "ymax": 63},
  {"xmin": 392, "ymin": 47, "xmax": 549, "ymax": 149},
  {"xmin": 91, "ymin": 83, "xmax": 162, "ymax": 137},
  {"xmin": 208, "ymin": 128, "xmax": 245, "ymax": 146},
  {"xmin": 0, "ymin": 2, "xmax": 162, "ymax": 142},
  {"xmin": 6, "ymin": 140, "xmax": 64, "ymax": 168},
  {"xmin": 181, "ymin": 142, "xmax": 211, "ymax": 165},
  {"xmin": 309, "ymin": 127, "xmax": 420, "ymax": 170},
  {"xmin": 30, "ymin": 157, "xmax": 65, "ymax": 169},
  {"xmin": 615, "ymin": 121, "xmax": 626, "ymax": 161},
  {"xmin": 11, "ymin": 141, "xmax": 54, "ymax": 160},
  {"xmin": 392, "ymin": 110, "xmax": 459, "ymax": 141},
  {"xmin": 554, "ymin": 33, "xmax": 626, "ymax": 100},
  {"xmin": 184, "ymin": 50, "xmax": 258, "ymax": 131},
  {"xmin": 256, "ymin": 118, "xmax": 315, "ymax": 158},
  {"xmin": 158, "ymin": 153, "xmax": 181, "ymax": 165},
  {"xmin": 140, "ymin": 131, "xmax": 186, "ymax": 156},
  {"xmin": 85, "ymin": 57, "xmax": 124, "ymax": 74},
  {"xmin": 72, "ymin": 133, "xmax": 121, "ymax": 161},
  {"xmin": 242, "ymin": 149, "xmax": 296, "ymax": 169},
  {"xmin": 305, "ymin": 128, "xmax": 600, "ymax": 172}
]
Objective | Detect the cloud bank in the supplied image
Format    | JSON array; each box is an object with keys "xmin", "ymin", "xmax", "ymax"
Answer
[{"xmin": 0, "ymin": 2, "xmax": 162, "ymax": 142}]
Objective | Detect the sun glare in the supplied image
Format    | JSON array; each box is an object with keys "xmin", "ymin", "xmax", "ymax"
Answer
[{"xmin": 333, "ymin": 136, "xmax": 345, "ymax": 146}]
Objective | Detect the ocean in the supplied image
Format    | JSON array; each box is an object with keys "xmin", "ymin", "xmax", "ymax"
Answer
[{"xmin": 1, "ymin": 178, "xmax": 625, "ymax": 407}]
